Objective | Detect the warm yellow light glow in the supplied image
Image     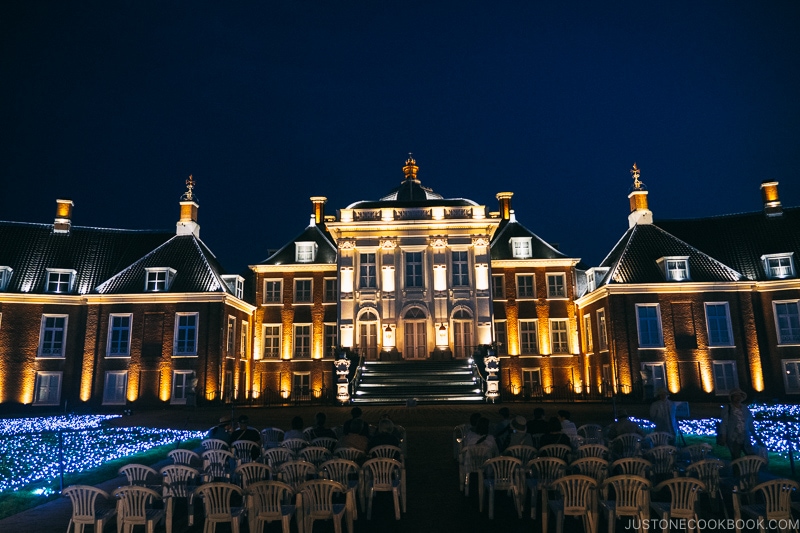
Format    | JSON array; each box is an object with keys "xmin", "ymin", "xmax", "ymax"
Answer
[
  {"xmin": 281, "ymin": 373, "xmax": 291, "ymax": 399},
  {"xmin": 381, "ymin": 266, "xmax": 395, "ymax": 292},
  {"xmin": 127, "ymin": 367, "xmax": 139, "ymax": 402},
  {"xmin": 312, "ymin": 316, "xmax": 324, "ymax": 359},
  {"xmin": 433, "ymin": 265, "xmax": 447, "ymax": 292},
  {"xmin": 509, "ymin": 372, "xmax": 522, "ymax": 395},
  {"xmin": 340, "ymin": 209, "xmax": 353, "ymax": 222},
  {"xmin": 478, "ymin": 323, "xmax": 492, "ymax": 345},
  {"xmin": 431, "ymin": 206, "xmax": 444, "ymax": 220},
  {"xmin": 506, "ymin": 304, "xmax": 519, "ymax": 356},
  {"xmin": 160, "ymin": 367, "xmax": 171, "ymax": 401},
  {"xmin": 751, "ymin": 360, "xmax": 764, "ymax": 392},
  {"xmin": 341, "ymin": 325, "xmax": 354, "ymax": 348},
  {"xmin": 436, "ymin": 323, "xmax": 449, "ymax": 347},
  {"xmin": 475, "ymin": 264, "xmax": 488, "ymax": 291},
  {"xmin": 341, "ymin": 268, "xmax": 354, "ymax": 293},
  {"xmin": 282, "ymin": 310, "xmax": 293, "ymax": 359},
  {"xmin": 383, "ymin": 325, "xmax": 395, "ymax": 349},
  {"xmin": 312, "ymin": 373, "xmax": 323, "ymax": 398},
  {"xmin": 381, "ymin": 208, "xmax": 394, "ymax": 221},
  {"xmin": 21, "ymin": 370, "xmax": 35, "ymax": 405}
]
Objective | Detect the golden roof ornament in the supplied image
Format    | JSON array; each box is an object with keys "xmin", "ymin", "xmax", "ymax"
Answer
[
  {"xmin": 403, "ymin": 153, "xmax": 419, "ymax": 180},
  {"xmin": 630, "ymin": 163, "xmax": 643, "ymax": 189},
  {"xmin": 182, "ymin": 175, "xmax": 197, "ymax": 202}
]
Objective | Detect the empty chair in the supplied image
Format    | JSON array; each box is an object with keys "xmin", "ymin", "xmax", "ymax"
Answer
[
  {"xmin": 458, "ymin": 444, "xmax": 493, "ymax": 497},
  {"xmin": 362, "ymin": 457, "xmax": 404, "ymax": 520},
  {"xmin": 650, "ymin": 477, "xmax": 705, "ymax": 533},
  {"xmin": 680, "ymin": 443, "xmax": 712, "ymax": 464},
  {"xmin": 454, "ymin": 424, "xmax": 468, "ymax": 459},
  {"xmin": 319, "ymin": 458, "xmax": 360, "ymax": 521},
  {"xmin": 202, "ymin": 449, "xmax": 235, "ymax": 482},
  {"xmin": 578, "ymin": 424, "xmax": 604, "ymax": 444},
  {"xmin": 202, "ymin": 438, "xmax": 230, "ymax": 451},
  {"xmin": 369, "ymin": 444, "xmax": 403, "ymax": 463},
  {"xmin": 193, "ymin": 482, "xmax": 245, "ymax": 533},
  {"xmin": 527, "ymin": 456, "xmax": 567, "ymax": 522},
  {"xmin": 303, "ymin": 426, "xmax": 316, "ymax": 441},
  {"xmin": 261, "ymin": 428, "xmax": 285, "ymax": 450},
  {"xmin": 482, "ymin": 456, "xmax": 524, "ymax": 519},
  {"xmin": 646, "ymin": 445, "xmax": 677, "ymax": 478},
  {"xmin": 610, "ymin": 433, "xmax": 642, "ymax": 459},
  {"xmin": 311, "ymin": 437, "xmax": 338, "ymax": 452},
  {"xmin": 686, "ymin": 459, "xmax": 724, "ymax": 515},
  {"xmin": 118, "ymin": 463, "xmax": 160, "ymax": 486},
  {"xmin": 648, "ymin": 431, "xmax": 675, "ymax": 448},
  {"xmin": 168, "ymin": 448, "xmax": 201, "ymax": 467},
  {"xmin": 578, "ymin": 443, "xmax": 610, "ymax": 461},
  {"xmin": 548, "ymin": 474, "xmax": 598, "ymax": 533},
  {"xmin": 263, "ymin": 447, "xmax": 294, "ymax": 470},
  {"xmin": 160, "ymin": 464, "xmax": 200, "ymax": 533},
  {"xmin": 297, "ymin": 479, "xmax": 348, "ymax": 533},
  {"xmin": 113, "ymin": 485, "xmax": 164, "ymax": 533},
  {"xmin": 733, "ymin": 478, "xmax": 800, "ymax": 533},
  {"xmin": 277, "ymin": 460, "xmax": 316, "ymax": 491},
  {"xmin": 63, "ymin": 485, "xmax": 116, "ymax": 533},
  {"xmin": 539, "ymin": 443, "xmax": 572, "ymax": 463},
  {"xmin": 504, "ymin": 444, "xmax": 537, "ymax": 465},
  {"xmin": 299, "ymin": 446, "xmax": 333, "ymax": 469},
  {"xmin": 599, "ymin": 475, "xmax": 651, "ymax": 533},
  {"xmin": 334, "ymin": 447, "xmax": 366, "ymax": 465},
  {"xmin": 611, "ymin": 457, "xmax": 652, "ymax": 479},
  {"xmin": 234, "ymin": 462, "xmax": 272, "ymax": 490},
  {"xmin": 730, "ymin": 455, "xmax": 768, "ymax": 493},
  {"xmin": 569, "ymin": 456, "xmax": 609, "ymax": 484},
  {"xmin": 230, "ymin": 440, "xmax": 260, "ymax": 465},
  {"xmin": 246, "ymin": 480, "xmax": 296, "ymax": 533},
  {"xmin": 281, "ymin": 438, "xmax": 308, "ymax": 457}
]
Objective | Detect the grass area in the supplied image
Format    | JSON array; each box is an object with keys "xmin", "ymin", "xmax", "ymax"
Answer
[
  {"xmin": 0, "ymin": 438, "xmax": 201, "ymax": 520},
  {"xmin": 680, "ymin": 434, "xmax": 800, "ymax": 480}
]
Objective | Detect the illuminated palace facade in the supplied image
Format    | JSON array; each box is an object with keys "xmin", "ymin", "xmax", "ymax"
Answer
[{"xmin": 0, "ymin": 160, "xmax": 798, "ymax": 409}]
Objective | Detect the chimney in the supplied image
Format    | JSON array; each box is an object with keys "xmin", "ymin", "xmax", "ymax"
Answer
[
  {"xmin": 761, "ymin": 181, "xmax": 783, "ymax": 217},
  {"xmin": 310, "ymin": 196, "xmax": 327, "ymax": 225},
  {"xmin": 627, "ymin": 162, "xmax": 653, "ymax": 228},
  {"xmin": 54, "ymin": 199, "xmax": 74, "ymax": 234},
  {"xmin": 176, "ymin": 175, "xmax": 200, "ymax": 237},
  {"xmin": 496, "ymin": 192, "xmax": 514, "ymax": 220}
]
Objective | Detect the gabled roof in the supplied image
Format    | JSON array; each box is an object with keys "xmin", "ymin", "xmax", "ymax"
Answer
[
  {"xmin": 258, "ymin": 224, "xmax": 337, "ymax": 266},
  {"xmin": 490, "ymin": 217, "xmax": 568, "ymax": 260},
  {"xmin": 598, "ymin": 224, "xmax": 743, "ymax": 285},
  {"xmin": 95, "ymin": 235, "xmax": 232, "ymax": 294},
  {"xmin": 656, "ymin": 207, "xmax": 800, "ymax": 281},
  {"xmin": 0, "ymin": 221, "xmax": 173, "ymax": 294}
]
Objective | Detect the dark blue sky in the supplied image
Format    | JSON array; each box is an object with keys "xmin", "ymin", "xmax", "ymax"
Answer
[{"xmin": 2, "ymin": 1, "xmax": 799, "ymax": 274}]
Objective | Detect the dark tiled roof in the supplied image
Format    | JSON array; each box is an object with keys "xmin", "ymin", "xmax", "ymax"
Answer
[
  {"xmin": 656, "ymin": 207, "xmax": 800, "ymax": 281},
  {"xmin": 258, "ymin": 224, "xmax": 337, "ymax": 266},
  {"xmin": 96, "ymin": 235, "xmax": 232, "ymax": 294},
  {"xmin": 598, "ymin": 224, "xmax": 743, "ymax": 284},
  {"xmin": 490, "ymin": 218, "xmax": 568, "ymax": 260},
  {"xmin": 346, "ymin": 179, "xmax": 477, "ymax": 209},
  {"xmin": 0, "ymin": 222, "xmax": 173, "ymax": 294}
]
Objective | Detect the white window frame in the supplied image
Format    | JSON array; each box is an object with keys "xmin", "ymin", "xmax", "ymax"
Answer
[
  {"xmin": 0, "ymin": 266, "xmax": 12, "ymax": 291},
  {"xmin": 451, "ymin": 250, "xmax": 469, "ymax": 287},
  {"xmin": 522, "ymin": 368, "xmax": 541, "ymax": 395},
  {"xmin": 294, "ymin": 278, "xmax": 313, "ymax": 303},
  {"xmin": 516, "ymin": 274, "xmax": 535, "ymax": 299},
  {"xmin": 597, "ymin": 308, "xmax": 608, "ymax": 351},
  {"xmin": 107, "ymin": 313, "xmax": 133, "ymax": 357},
  {"xmin": 704, "ymin": 302, "xmax": 734, "ymax": 347},
  {"xmin": 582, "ymin": 314, "xmax": 593, "ymax": 353},
  {"xmin": 45, "ymin": 268, "xmax": 76, "ymax": 294},
  {"xmin": 712, "ymin": 361, "xmax": 739, "ymax": 396},
  {"xmin": 546, "ymin": 273, "xmax": 567, "ymax": 299},
  {"xmin": 762, "ymin": 253, "xmax": 795, "ymax": 279},
  {"xmin": 221, "ymin": 275, "xmax": 244, "ymax": 299},
  {"xmin": 293, "ymin": 372, "xmax": 311, "ymax": 397},
  {"xmin": 510, "ymin": 237, "xmax": 532, "ymax": 259},
  {"xmin": 641, "ymin": 362, "xmax": 667, "ymax": 392},
  {"xmin": 636, "ymin": 303, "xmax": 664, "ymax": 348},
  {"xmin": 658, "ymin": 256, "xmax": 690, "ymax": 281},
  {"xmin": 144, "ymin": 267, "xmax": 176, "ymax": 292},
  {"xmin": 492, "ymin": 274, "xmax": 505, "ymax": 300},
  {"xmin": 33, "ymin": 371, "xmax": 62, "ymax": 405},
  {"xmin": 294, "ymin": 324, "xmax": 311, "ymax": 358},
  {"xmin": 171, "ymin": 370, "xmax": 194, "ymax": 405},
  {"xmin": 550, "ymin": 319, "xmax": 569, "ymax": 354},
  {"xmin": 774, "ymin": 300, "xmax": 800, "ymax": 345},
  {"xmin": 262, "ymin": 324, "xmax": 282, "ymax": 359},
  {"xmin": 174, "ymin": 312, "xmax": 199, "ymax": 356},
  {"xmin": 359, "ymin": 253, "xmax": 378, "ymax": 289},
  {"xmin": 295, "ymin": 242, "xmax": 317, "ymax": 263},
  {"xmin": 226, "ymin": 315, "xmax": 236, "ymax": 356},
  {"xmin": 404, "ymin": 251, "xmax": 424, "ymax": 289},
  {"xmin": 782, "ymin": 359, "xmax": 800, "ymax": 394},
  {"xmin": 38, "ymin": 314, "xmax": 68, "ymax": 358},
  {"xmin": 519, "ymin": 319, "xmax": 539, "ymax": 354},
  {"xmin": 263, "ymin": 279, "xmax": 282, "ymax": 304},
  {"xmin": 103, "ymin": 371, "xmax": 128, "ymax": 405},
  {"xmin": 240, "ymin": 321, "xmax": 249, "ymax": 359}
]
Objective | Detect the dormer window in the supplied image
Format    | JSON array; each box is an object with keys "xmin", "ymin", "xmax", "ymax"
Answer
[
  {"xmin": 762, "ymin": 253, "xmax": 795, "ymax": 279},
  {"xmin": 0, "ymin": 267, "xmax": 11, "ymax": 291},
  {"xmin": 586, "ymin": 267, "xmax": 609, "ymax": 292},
  {"xmin": 295, "ymin": 242, "xmax": 317, "ymax": 263},
  {"xmin": 145, "ymin": 268, "xmax": 176, "ymax": 292},
  {"xmin": 510, "ymin": 237, "xmax": 532, "ymax": 259},
  {"xmin": 46, "ymin": 269, "xmax": 76, "ymax": 294},
  {"xmin": 221, "ymin": 275, "xmax": 244, "ymax": 299},
  {"xmin": 657, "ymin": 257, "xmax": 690, "ymax": 281}
]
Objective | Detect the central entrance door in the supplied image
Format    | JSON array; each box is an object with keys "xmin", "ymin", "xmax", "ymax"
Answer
[
  {"xmin": 404, "ymin": 308, "xmax": 427, "ymax": 359},
  {"xmin": 453, "ymin": 308, "xmax": 474, "ymax": 358},
  {"xmin": 359, "ymin": 311, "xmax": 378, "ymax": 360}
]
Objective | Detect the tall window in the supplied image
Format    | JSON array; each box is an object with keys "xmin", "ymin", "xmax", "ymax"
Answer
[
  {"xmin": 293, "ymin": 373, "xmax": 310, "ymax": 397},
  {"xmin": 774, "ymin": 301, "xmax": 800, "ymax": 345},
  {"xmin": 522, "ymin": 369, "xmax": 541, "ymax": 396},
  {"xmin": 264, "ymin": 280, "xmax": 282, "ymax": 303},
  {"xmin": 359, "ymin": 253, "xmax": 377, "ymax": 288},
  {"xmin": 172, "ymin": 371, "xmax": 193, "ymax": 404},
  {"xmin": 642, "ymin": 363, "xmax": 667, "ymax": 392},
  {"xmin": 39, "ymin": 315, "xmax": 67, "ymax": 357},
  {"xmin": 783, "ymin": 360, "xmax": 800, "ymax": 394},
  {"xmin": 324, "ymin": 278, "xmax": 337, "ymax": 302},
  {"xmin": 492, "ymin": 275, "xmax": 505, "ymax": 299},
  {"xmin": 516, "ymin": 274, "xmax": 535, "ymax": 298},
  {"xmin": 226, "ymin": 316, "xmax": 236, "ymax": 355},
  {"xmin": 550, "ymin": 319, "xmax": 569, "ymax": 353},
  {"xmin": 597, "ymin": 308, "xmax": 608, "ymax": 350},
  {"xmin": 240, "ymin": 321, "xmax": 249, "ymax": 359},
  {"xmin": 405, "ymin": 252, "xmax": 423, "ymax": 288},
  {"xmin": 546, "ymin": 273, "xmax": 566, "ymax": 298},
  {"xmin": 108, "ymin": 314, "xmax": 132, "ymax": 357},
  {"xmin": 582, "ymin": 314, "xmax": 593, "ymax": 353},
  {"xmin": 494, "ymin": 320, "xmax": 507, "ymax": 354},
  {"xmin": 263, "ymin": 324, "xmax": 281, "ymax": 358},
  {"xmin": 636, "ymin": 304, "xmax": 663, "ymax": 348},
  {"xmin": 46, "ymin": 270, "xmax": 74, "ymax": 294},
  {"xmin": 452, "ymin": 251, "xmax": 469, "ymax": 287},
  {"xmin": 453, "ymin": 308, "xmax": 473, "ymax": 357},
  {"xmin": 519, "ymin": 320, "xmax": 538, "ymax": 354},
  {"xmin": 295, "ymin": 242, "xmax": 316, "ymax": 263},
  {"xmin": 763, "ymin": 254, "xmax": 794, "ymax": 279},
  {"xmin": 103, "ymin": 371, "xmax": 128, "ymax": 405},
  {"xmin": 294, "ymin": 279, "xmax": 312, "ymax": 303},
  {"xmin": 705, "ymin": 303, "xmax": 733, "ymax": 346},
  {"xmin": 34, "ymin": 372, "xmax": 62, "ymax": 405},
  {"xmin": 712, "ymin": 361, "xmax": 738, "ymax": 395},
  {"xmin": 145, "ymin": 268, "xmax": 175, "ymax": 291},
  {"xmin": 174, "ymin": 313, "xmax": 198, "ymax": 356},
  {"xmin": 324, "ymin": 324, "xmax": 338, "ymax": 358},
  {"xmin": 510, "ymin": 237, "xmax": 532, "ymax": 259},
  {"xmin": 294, "ymin": 325, "xmax": 311, "ymax": 358}
]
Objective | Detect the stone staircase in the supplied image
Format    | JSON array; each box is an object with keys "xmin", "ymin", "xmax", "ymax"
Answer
[{"xmin": 352, "ymin": 360, "xmax": 485, "ymax": 404}]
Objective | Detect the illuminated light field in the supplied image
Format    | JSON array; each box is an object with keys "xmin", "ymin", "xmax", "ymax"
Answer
[{"xmin": 0, "ymin": 415, "xmax": 205, "ymax": 493}]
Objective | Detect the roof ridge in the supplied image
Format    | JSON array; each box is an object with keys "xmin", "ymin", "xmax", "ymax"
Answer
[
  {"xmin": 95, "ymin": 235, "xmax": 180, "ymax": 293},
  {"xmin": 651, "ymin": 224, "xmax": 745, "ymax": 280},
  {"xmin": 189, "ymin": 236, "xmax": 225, "ymax": 293},
  {"xmin": 601, "ymin": 226, "xmax": 636, "ymax": 286}
]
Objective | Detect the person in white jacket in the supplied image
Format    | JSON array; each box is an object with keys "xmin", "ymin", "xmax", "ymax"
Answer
[
  {"xmin": 717, "ymin": 388, "xmax": 761, "ymax": 459},
  {"xmin": 649, "ymin": 388, "xmax": 678, "ymax": 438}
]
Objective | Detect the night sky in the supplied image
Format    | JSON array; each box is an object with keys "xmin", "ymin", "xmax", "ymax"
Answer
[{"xmin": 2, "ymin": 1, "xmax": 799, "ymax": 275}]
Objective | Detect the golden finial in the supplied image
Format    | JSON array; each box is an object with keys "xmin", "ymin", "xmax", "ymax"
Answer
[
  {"xmin": 403, "ymin": 153, "xmax": 419, "ymax": 180},
  {"xmin": 183, "ymin": 175, "xmax": 196, "ymax": 201},
  {"xmin": 630, "ymin": 163, "xmax": 642, "ymax": 189}
]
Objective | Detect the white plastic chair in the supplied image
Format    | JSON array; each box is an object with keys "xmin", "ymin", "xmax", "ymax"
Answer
[
  {"xmin": 311, "ymin": 437, "xmax": 338, "ymax": 452},
  {"xmin": 277, "ymin": 460, "xmax": 317, "ymax": 491},
  {"xmin": 504, "ymin": 444, "xmax": 537, "ymax": 465},
  {"xmin": 230, "ymin": 440, "xmax": 260, "ymax": 465},
  {"xmin": 234, "ymin": 462, "xmax": 272, "ymax": 490},
  {"xmin": 63, "ymin": 485, "xmax": 116, "ymax": 533},
  {"xmin": 193, "ymin": 482, "xmax": 245, "ymax": 533},
  {"xmin": 113, "ymin": 485, "xmax": 164, "ymax": 533},
  {"xmin": 548, "ymin": 474, "xmax": 598, "ymax": 533},
  {"xmin": 263, "ymin": 447, "xmax": 294, "ymax": 470},
  {"xmin": 168, "ymin": 448, "xmax": 201, "ymax": 467},
  {"xmin": 261, "ymin": 428, "xmax": 285, "ymax": 450},
  {"xmin": 297, "ymin": 479, "xmax": 348, "ymax": 533},
  {"xmin": 646, "ymin": 445, "xmax": 677, "ymax": 477},
  {"xmin": 650, "ymin": 477, "xmax": 705, "ymax": 532},
  {"xmin": 610, "ymin": 433, "xmax": 642, "ymax": 459},
  {"xmin": 730, "ymin": 455, "xmax": 768, "ymax": 493},
  {"xmin": 160, "ymin": 464, "xmax": 200, "ymax": 533},
  {"xmin": 319, "ymin": 458, "xmax": 360, "ymax": 522},
  {"xmin": 281, "ymin": 438, "xmax": 309, "ymax": 458},
  {"xmin": 680, "ymin": 443, "xmax": 712, "ymax": 464},
  {"xmin": 539, "ymin": 443, "xmax": 572, "ymax": 462},
  {"xmin": 578, "ymin": 443, "xmax": 610, "ymax": 461},
  {"xmin": 299, "ymin": 446, "xmax": 333, "ymax": 468},
  {"xmin": 599, "ymin": 474, "xmax": 650, "ymax": 533},
  {"xmin": 578, "ymin": 424, "xmax": 604, "ymax": 444},
  {"xmin": 527, "ymin": 456, "xmax": 567, "ymax": 522},
  {"xmin": 334, "ymin": 447, "xmax": 366, "ymax": 465},
  {"xmin": 482, "ymin": 456, "xmax": 523, "ymax": 519},
  {"xmin": 686, "ymin": 458, "xmax": 725, "ymax": 516},
  {"xmin": 610, "ymin": 457, "xmax": 652, "ymax": 479},
  {"xmin": 733, "ymin": 478, "xmax": 800, "ymax": 533},
  {"xmin": 458, "ymin": 444, "xmax": 493, "ymax": 497},
  {"xmin": 202, "ymin": 438, "xmax": 230, "ymax": 451},
  {"xmin": 648, "ymin": 431, "xmax": 675, "ymax": 448},
  {"xmin": 118, "ymin": 463, "xmax": 159, "ymax": 486},
  {"xmin": 569, "ymin": 456, "xmax": 609, "ymax": 484},
  {"xmin": 246, "ymin": 480, "xmax": 296, "ymax": 533},
  {"xmin": 361, "ymin": 457, "xmax": 403, "ymax": 520},
  {"xmin": 202, "ymin": 449, "xmax": 234, "ymax": 482}
]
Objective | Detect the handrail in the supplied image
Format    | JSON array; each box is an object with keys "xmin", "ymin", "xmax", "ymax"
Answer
[{"xmin": 348, "ymin": 349, "xmax": 365, "ymax": 398}]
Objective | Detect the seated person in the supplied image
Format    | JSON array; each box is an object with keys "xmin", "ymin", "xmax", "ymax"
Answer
[
  {"xmin": 605, "ymin": 410, "xmax": 645, "ymax": 440},
  {"xmin": 206, "ymin": 416, "xmax": 232, "ymax": 444},
  {"xmin": 467, "ymin": 416, "xmax": 499, "ymax": 458},
  {"xmin": 369, "ymin": 418, "xmax": 401, "ymax": 453},
  {"xmin": 283, "ymin": 415, "xmax": 306, "ymax": 441},
  {"xmin": 462, "ymin": 412, "xmax": 483, "ymax": 447},
  {"xmin": 526, "ymin": 408, "xmax": 549, "ymax": 436},
  {"xmin": 230, "ymin": 415, "xmax": 261, "ymax": 459},
  {"xmin": 343, "ymin": 407, "xmax": 371, "ymax": 437},
  {"xmin": 506, "ymin": 416, "xmax": 533, "ymax": 447},
  {"xmin": 308, "ymin": 412, "xmax": 337, "ymax": 440},
  {"xmin": 336, "ymin": 418, "xmax": 369, "ymax": 453},
  {"xmin": 539, "ymin": 417, "xmax": 572, "ymax": 448}
]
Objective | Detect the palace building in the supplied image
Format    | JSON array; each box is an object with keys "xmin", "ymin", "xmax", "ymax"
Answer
[{"xmin": 0, "ymin": 160, "xmax": 797, "ymax": 409}]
